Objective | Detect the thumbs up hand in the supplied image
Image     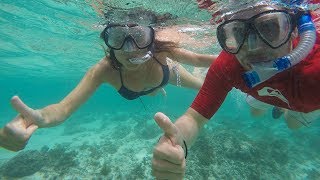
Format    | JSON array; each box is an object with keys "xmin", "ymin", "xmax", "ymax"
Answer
[
  {"xmin": 152, "ymin": 112, "xmax": 186, "ymax": 180},
  {"xmin": 10, "ymin": 96, "xmax": 45, "ymax": 127},
  {"xmin": 0, "ymin": 96, "xmax": 43, "ymax": 151}
]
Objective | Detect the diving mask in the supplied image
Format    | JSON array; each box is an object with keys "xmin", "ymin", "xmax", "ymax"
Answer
[
  {"xmin": 217, "ymin": 10, "xmax": 295, "ymax": 54},
  {"xmin": 103, "ymin": 23, "xmax": 155, "ymax": 50}
]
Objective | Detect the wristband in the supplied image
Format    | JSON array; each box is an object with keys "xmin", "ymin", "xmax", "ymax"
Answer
[
  {"xmin": 158, "ymin": 137, "xmax": 188, "ymax": 159},
  {"xmin": 183, "ymin": 140, "xmax": 188, "ymax": 159}
]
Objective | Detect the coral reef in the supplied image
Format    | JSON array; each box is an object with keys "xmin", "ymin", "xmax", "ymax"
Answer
[
  {"xmin": 100, "ymin": 161, "xmax": 111, "ymax": 176},
  {"xmin": 0, "ymin": 144, "xmax": 78, "ymax": 178},
  {"xmin": 186, "ymin": 127, "xmax": 293, "ymax": 179},
  {"xmin": 128, "ymin": 156, "xmax": 150, "ymax": 179},
  {"xmin": 307, "ymin": 168, "xmax": 320, "ymax": 179},
  {"xmin": 45, "ymin": 144, "xmax": 78, "ymax": 174},
  {"xmin": 1, "ymin": 112, "xmax": 319, "ymax": 179},
  {"xmin": 133, "ymin": 115, "xmax": 161, "ymax": 140}
]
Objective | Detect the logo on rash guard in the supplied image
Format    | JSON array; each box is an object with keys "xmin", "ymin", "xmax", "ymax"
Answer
[{"xmin": 257, "ymin": 87, "xmax": 290, "ymax": 107}]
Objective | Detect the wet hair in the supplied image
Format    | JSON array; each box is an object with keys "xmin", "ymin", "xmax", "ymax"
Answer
[{"xmin": 99, "ymin": 27, "xmax": 179, "ymax": 70}]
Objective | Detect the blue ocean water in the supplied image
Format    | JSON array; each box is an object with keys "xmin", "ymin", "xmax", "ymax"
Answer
[{"xmin": 1, "ymin": 0, "xmax": 320, "ymax": 179}]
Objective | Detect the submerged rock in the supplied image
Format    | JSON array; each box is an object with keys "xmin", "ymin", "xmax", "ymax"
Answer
[
  {"xmin": 0, "ymin": 144, "xmax": 78, "ymax": 178},
  {"xmin": 0, "ymin": 150, "xmax": 47, "ymax": 178}
]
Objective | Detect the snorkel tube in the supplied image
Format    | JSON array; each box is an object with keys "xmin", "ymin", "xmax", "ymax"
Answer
[
  {"xmin": 128, "ymin": 50, "xmax": 153, "ymax": 64},
  {"xmin": 243, "ymin": 0, "xmax": 317, "ymax": 88}
]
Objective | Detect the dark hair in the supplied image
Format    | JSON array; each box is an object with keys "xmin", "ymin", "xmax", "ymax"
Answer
[{"xmin": 99, "ymin": 27, "xmax": 179, "ymax": 70}]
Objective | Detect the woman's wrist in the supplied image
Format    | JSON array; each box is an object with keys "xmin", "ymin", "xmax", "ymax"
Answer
[{"xmin": 37, "ymin": 106, "xmax": 63, "ymax": 127}]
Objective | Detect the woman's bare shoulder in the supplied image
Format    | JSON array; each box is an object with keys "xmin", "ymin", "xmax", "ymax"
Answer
[
  {"xmin": 92, "ymin": 57, "xmax": 117, "ymax": 83},
  {"xmin": 96, "ymin": 57, "xmax": 111, "ymax": 69}
]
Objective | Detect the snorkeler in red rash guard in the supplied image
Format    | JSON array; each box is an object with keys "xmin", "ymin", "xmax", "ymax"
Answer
[
  {"xmin": 152, "ymin": 0, "xmax": 320, "ymax": 179},
  {"xmin": 194, "ymin": 0, "xmax": 320, "ymax": 128}
]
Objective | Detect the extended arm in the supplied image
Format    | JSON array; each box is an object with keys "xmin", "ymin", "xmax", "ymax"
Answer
[
  {"xmin": 0, "ymin": 59, "xmax": 108, "ymax": 151},
  {"xmin": 167, "ymin": 48, "xmax": 217, "ymax": 67},
  {"xmin": 39, "ymin": 60, "xmax": 107, "ymax": 127}
]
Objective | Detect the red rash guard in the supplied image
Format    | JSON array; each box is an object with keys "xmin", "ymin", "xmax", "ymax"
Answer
[{"xmin": 191, "ymin": 13, "xmax": 320, "ymax": 119}]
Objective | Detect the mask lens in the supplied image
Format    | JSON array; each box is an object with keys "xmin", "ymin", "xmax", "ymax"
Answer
[
  {"xmin": 129, "ymin": 26, "xmax": 153, "ymax": 48},
  {"xmin": 218, "ymin": 21, "xmax": 247, "ymax": 54},
  {"xmin": 254, "ymin": 12, "xmax": 292, "ymax": 48},
  {"xmin": 105, "ymin": 26, "xmax": 127, "ymax": 49}
]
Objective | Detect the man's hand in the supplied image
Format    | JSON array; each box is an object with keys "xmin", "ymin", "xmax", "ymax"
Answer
[{"xmin": 152, "ymin": 112, "xmax": 186, "ymax": 180}]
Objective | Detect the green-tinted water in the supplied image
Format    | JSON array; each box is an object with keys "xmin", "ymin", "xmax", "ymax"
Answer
[{"xmin": 1, "ymin": 0, "xmax": 320, "ymax": 179}]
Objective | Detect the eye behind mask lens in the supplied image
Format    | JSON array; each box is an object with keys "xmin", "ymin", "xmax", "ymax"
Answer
[
  {"xmin": 106, "ymin": 27, "xmax": 127, "ymax": 49},
  {"xmin": 219, "ymin": 21, "xmax": 247, "ymax": 53},
  {"xmin": 253, "ymin": 12, "xmax": 292, "ymax": 48},
  {"xmin": 129, "ymin": 26, "xmax": 153, "ymax": 48}
]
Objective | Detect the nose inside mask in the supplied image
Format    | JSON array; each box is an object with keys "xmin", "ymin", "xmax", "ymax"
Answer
[
  {"xmin": 123, "ymin": 39, "xmax": 138, "ymax": 52},
  {"xmin": 247, "ymin": 32, "xmax": 264, "ymax": 51}
]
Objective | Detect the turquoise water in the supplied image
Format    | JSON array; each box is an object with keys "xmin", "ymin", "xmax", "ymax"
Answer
[{"xmin": 1, "ymin": 0, "xmax": 320, "ymax": 179}]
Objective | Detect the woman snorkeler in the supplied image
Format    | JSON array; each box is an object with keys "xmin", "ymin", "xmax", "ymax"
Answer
[{"xmin": 0, "ymin": 22, "xmax": 217, "ymax": 151}]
